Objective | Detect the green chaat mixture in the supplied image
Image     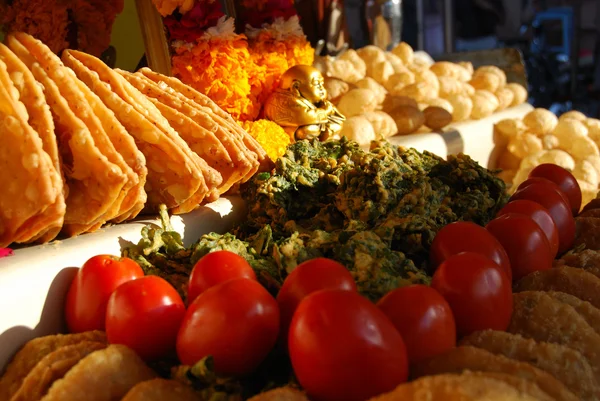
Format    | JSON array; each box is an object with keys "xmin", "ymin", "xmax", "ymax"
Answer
[{"xmin": 123, "ymin": 137, "xmax": 507, "ymax": 302}]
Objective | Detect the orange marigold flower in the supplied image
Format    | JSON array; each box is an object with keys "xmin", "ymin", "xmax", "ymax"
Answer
[
  {"xmin": 152, "ymin": 0, "xmax": 195, "ymax": 17},
  {"xmin": 240, "ymin": 119, "xmax": 290, "ymax": 162}
]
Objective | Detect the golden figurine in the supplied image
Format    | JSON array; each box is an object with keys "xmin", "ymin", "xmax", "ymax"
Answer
[{"xmin": 264, "ymin": 65, "xmax": 345, "ymax": 141}]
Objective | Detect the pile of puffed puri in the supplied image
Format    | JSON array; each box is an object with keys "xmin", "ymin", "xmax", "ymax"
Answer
[{"xmin": 0, "ymin": 32, "xmax": 269, "ymax": 248}]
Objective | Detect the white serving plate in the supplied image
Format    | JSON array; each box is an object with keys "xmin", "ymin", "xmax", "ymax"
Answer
[
  {"xmin": 0, "ymin": 196, "xmax": 247, "ymax": 371},
  {"xmin": 388, "ymin": 103, "xmax": 533, "ymax": 166}
]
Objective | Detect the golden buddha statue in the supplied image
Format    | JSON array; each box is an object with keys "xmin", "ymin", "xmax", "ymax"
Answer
[{"xmin": 264, "ymin": 65, "xmax": 345, "ymax": 141}]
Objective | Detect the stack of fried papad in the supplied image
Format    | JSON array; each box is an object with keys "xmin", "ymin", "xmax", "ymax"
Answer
[{"xmin": 0, "ymin": 32, "xmax": 268, "ymax": 247}]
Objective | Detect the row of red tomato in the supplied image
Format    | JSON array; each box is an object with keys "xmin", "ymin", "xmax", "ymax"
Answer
[{"xmin": 62, "ymin": 163, "xmax": 581, "ymax": 401}]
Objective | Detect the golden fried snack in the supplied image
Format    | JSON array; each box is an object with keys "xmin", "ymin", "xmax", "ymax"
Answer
[
  {"xmin": 575, "ymin": 217, "xmax": 600, "ymax": 250},
  {"xmin": 0, "ymin": 59, "xmax": 63, "ymax": 247},
  {"xmin": 10, "ymin": 341, "xmax": 107, "ymax": 401},
  {"xmin": 39, "ymin": 345, "xmax": 156, "ymax": 401},
  {"xmin": 121, "ymin": 379, "xmax": 201, "ymax": 401},
  {"xmin": 61, "ymin": 50, "xmax": 208, "ymax": 214},
  {"xmin": 555, "ymin": 249, "xmax": 600, "ymax": 278},
  {"xmin": 412, "ymin": 346, "xmax": 578, "ymax": 401},
  {"xmin": 11, "ymin": 32, "xmax": 142, "ymax": 226},
  {"xmin": 514, "ymin": 267, "xmax": 600, "ymax": 308},
  {"xmin": 508, "ymin": 291, "xmax": 600, "ymax": 382},
  {"xmin": 545, "ymin": 291, "xmax": 600, "ymax": 335},
  {"xmin": 6, "ymin": 36, "xmax": 127, "ymax": 236},
  {"xmin": 458, "ymin": 372, "xmax": 554, "ymax": 401},
  {"xmin": 137, "ymin": 67, "xmax": 269, "ymax": 172},
  {"xmin": 248, "ymin": 387, "xmax": 310, "ymax": 401},
  {"xmin": 580, "ymin": 209, "xmax": 600, "ymax": 218},
  {"xmin": 460, "ymin": 330, "xmax": 598, "ymax": 400},
  {"xmin": 368, "ymin": 373, "xmax": 553, "ymax": 401},
  {"xmin": 0, "ymin": 42, "xmax": 65, "ymax": 243},
  {"xmin": 0, "ymin": 331, "xmax": 106, "ymax": 401},
  {"xmin": 126, "ymin": 70, "xmax": 257, "ymax": 184}
]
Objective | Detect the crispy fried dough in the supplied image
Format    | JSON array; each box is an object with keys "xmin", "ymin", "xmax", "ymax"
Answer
[
  {"xmin": 39, "ymin": 345, "xmax": 156, "ymax": 401},
  {"xmin": 545, "ymin": 291, "xmax": 600, "ymax": 335},
  {"xmin": 0, "ymin": 331, "xmax": 106, "ymax": 401},
  {"xmin": 120, "ymin": 71, "xmax": 252, "ymax": 188},
  {"xmin": 458, "ymin": 371, "xmax": 555, "ymax": 401},
  {"xmin": 10, "ymin": 341, "xmax": 107, "ymax": 401},
  {"xmin": 575, "ymin": 217, "xmax": 600, "ymax": 250},
  {"xmin": 460, "ymin": 330, "xmax": 599, "ymax": 400},
  {"xmin": 121, "ymin": 379, "xmax": 201, "ymax": 401},
  {"xmin": 514, "ymin": 267, "xmax": 600, "ymax": 308},
  {"xmin": 6, "ymin": 36, "xmax": 127, "ymax": 236},
  {"xmin": 0, "ymin": 60, "xmax": 62, "ymax": 247},
  {"xmin": 11, "ymin": 32, "xmax": 137, "ymax": 229},
  {"xmin": 0, "ymin": 42, "xmax": 65, "ymax": 243},
  {"xmin": 137, "ymin": 67, "xmax": 269, "ymax": 171},
  {"xmin": 61, "ymin": 50, "xmax": 207, "ymax": 213},
  {"xmin": 555, "ymin": 249, "xmax": 600, "ymax": 278},
  {"xmin": 368, "ymin": 373, "xmax": 550, "ymax": 401},
  {"xmin": 412, "ymin": 346, "xmax": 578, "ymax": 401},
  {"xmin": 248, "ymin": 387, "xmax": 309, "ymax": 401},
  {"xmin": 580, "ymin": 209, "xmax": 600, "ymax": 219},
  {"xmin": 508, "ymin": 291, "xmax": 600, "ymax": 382}
]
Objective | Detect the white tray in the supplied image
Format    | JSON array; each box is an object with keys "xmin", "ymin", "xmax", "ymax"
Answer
[
  {"xmin": 0, "ymin": 196, "xmax": 247, "ymax": 371},
  {"xmin": 388, "ymin": 103, "xmax": 533, "ymax": 166}
]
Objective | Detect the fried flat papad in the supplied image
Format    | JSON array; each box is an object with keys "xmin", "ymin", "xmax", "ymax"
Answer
[
  {"xmin": 121, "ymin": 379, "xmax": 202, "ymax": 401},
  {"xmin": 120, "ymin": 70, "xmax": 251, "ymax": 189},
  {"xmin": 508, "ymin": 291, "xmax": 600, "ymax": 383},
  {"xmin": 514, "ymin": 267, "xmax": 600, "ymax": 308},
  {"xmin": 0, "ymin": 331, "xmax": 106, "ymax": 401},
  {"xmin": 368, "ymin": 373, "xmax": 551, "ymax": 401},
  {"xmin": 460, "ymin": 330, "xmax": 599, "ymax": 400},
  {"xmin": 39, "ymin": 345, "xmax": 156, "ymax": 401},
  {"xmin": 0, "ymin": 60, "xmax": 62, "ymax": 247},
  {"xmin": 118, "ymin": 71, "xmax": 242, "ymax": 195},
  {"xmin": 575, "ymin": 217, "xmax": 600, "ymax": 250},
  {"xmin": 412, "ymin": 346, "xmax": 578, "ymax": 401},
  {"xmin": 137, "ymin": 67, "xmax": 269, "ymax": 173},
  {"xmin": 10, "ymin": 341, "xmax": 107, "ymax": 401},
  {"xmin": 248, "ymin": 387, "xmax": 309, "ymax": 401},
  {"xmin": 545, "ymin": 291, "xmax": 600, "ymax": 335},
  {"xmin": 61, "ymin": 50, "xmax": 209, "ymax": 214},
  {"xmin": 6, "ymin": 37, "xmax": 126, "ymax": 236},
  {"xmin": 555, "ymin": 249, "xmax": 600, "ymax": 278},
  {"xmin": 0, "ymin": 42, "xmax": 65, "ymax": 244},
  {"xmin": 11, "ymin": 32, "xmax": 137, "ymax": 228}
]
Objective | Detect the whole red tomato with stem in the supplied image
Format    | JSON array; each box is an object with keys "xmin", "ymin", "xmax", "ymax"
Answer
[
  {"xmin": 65, "ymin": 255, "xmax": 144, "ymax": 333},
  {"xmin": 497, "ymin": 199, "xmax": 559, "ymax": 258},
  {"xmin": 188, "ymin": 250, "xmax": 256, "ymax": 305},
  {"xmin": 510, "ymin": 182, "xmax": 576, "ymax": 254},
  {"xmin": 429, "ymin": 221, "xmax": 511, "ymax": 280},
  {"xmin": 529, "ymin": 164, "xmax": 582, "ymax": 215},
  {"xmin": 431, "ymin": 252, "xmax": 513, "ymax": 338},
  {"xmin": 106, "ymin": 275, "xmax": 186, "ymax": 361},
  {"xmin": 377, "ymin": 285, "xmax": 456, "ymax": 364},
  {"xmin": 289, "ymin": 289, "xmax": 408, "ymax": 401},
  {"xmin": 177, "ymin": 278, "xmax": 279, "ymax": 376},
  {"xmin": 277, "ymin": 257, "xmax": 356, "ymax": 347},
  {"xmin": 486, "ymin": 213, "xmax": 553, "ymax": 281}
]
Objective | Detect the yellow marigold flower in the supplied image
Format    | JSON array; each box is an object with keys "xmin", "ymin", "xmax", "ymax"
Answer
[{"xmin": 241, "ymin": 119, "xmax": 290, "ymax": 162}]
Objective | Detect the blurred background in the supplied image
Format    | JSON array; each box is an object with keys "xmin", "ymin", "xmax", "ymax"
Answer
[{"xmin": 294, "ymin": 0, "xmax": 600, "ymax": 117}]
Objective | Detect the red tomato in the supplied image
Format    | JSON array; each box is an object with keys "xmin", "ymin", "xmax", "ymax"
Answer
[
  {"xmin": 497, "ymin": 199, "xmax": 559, "ymax": 258},
  {"xmin": 510, "ymin": 182, "xmax": 576, "ymax": 254},
  {"xmin": 65, "ymin": 255, "xmax": 144, "ymax": 333},
  {"xmin": 188, "ymin": 250, "xmax": 256, "ymax": 305},
  {"xmin": 377, "ymin": 285, "xmax": 456, "ymax": 364},
  {"xmin": 177, "ymin": 278, "xmax": 279, "ymax": 376},
  {"xmin": 431, "ymin": 252, "xmax": 513, "ymax": 337},
  {"xmin": 106, "ymin": 275, "xmax": 185, "ymax": 361},
  {"xmin": 529, "ymin": 164, "xmax": 582, "ymax": 215},
  {"xmin": 289, "ymin": 289, "xmax": 408, "ymax": 401},
  {"xmin": 277, "ymin": 258, "xmax": 356, "ymax": 346},
  {"xmin": 429, "ymin": 221, "xmax": 511, "ymax": 280},
  {"xmin": 486, "ymin": 213, "xmax": 553, "ymax": 280}
]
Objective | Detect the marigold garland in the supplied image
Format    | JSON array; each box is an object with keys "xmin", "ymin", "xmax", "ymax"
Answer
[
  {"xmin": 153, "ymin": 0, "xmax": 195, "ymax": 17},
  {"xmin": 240, "ymin": 119, "xmax": 290, "ymax": 162}
]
